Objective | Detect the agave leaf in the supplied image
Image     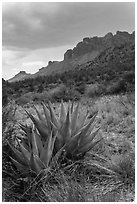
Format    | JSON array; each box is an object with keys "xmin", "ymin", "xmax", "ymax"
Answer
[
  {"xmin": 18, "ymin": 123, "xmax": 32, "ymax": 134},
  {"xmin": 84, "ymin": 112, "xmax": 98, "ymax": 135},
  {"xmin": 70, "ymin": 101, "xmax": 74, "ymax": 114},
  {"xmin": 74, "ymin": 115, "xmax": 97, "ymax": 142},
  {"xmin": 18, "ymin": 123, "xmax": 32, "ymax": 147},
  {"xmin": 50, "ymin": 119, "xmax": 65, "ymax": 145},
  {"xmin": 51, "ymin": 132, "xmax": 57, "ymax": 157},
  {"xmin": 71, "ymin": 103, "xmax": 79, "ymax": 135},
  {"xmin": 74, "ymin": 112, "xmax": 88, "ymax": 135},
  {"xmin": 34, "ymin": 106, "xmax": 49, "ymax": 130},
  {"xmin": 31, "ymin": 129, "xmax": 39, "ymax": 157},
  {"xmin": 8, "ymin": 143, "xmax": 27, "ymax": 166},
  {"xmin": 65, "ymin": 129, "xmax": 84, "ymax": 155},
  {"xmin": 33, "ymin": 155, "xmax": 46, "ymax": 171},
  {"xmin": 54, "ymin": 131, "xmax": 64, "ymax": 153},
  {"xmin": 40, "ymin": 131, "xmax": 53, "ymax": 167},
  {"xmin": 20, "ymin": 138, "xmax": 30, "ymax": 151},
  {"xmin": 26, "ymin": 110, "xmax": 49, "ymax": 140},
  {"xmin": 10, "ymin": 156, "xmax": 29, "ymax": 173},
  {"xmin": 29, "ymin": 151, "xmax": 42, "ymax": 174},
  {"xmin": 45, "ymin": 131, "xmax": 55, "ymax": 166},
  {"xmin": 80, "ymin": 138, "xmax": 102, "ymax": 155},
  {"xmin": 50, "ymin": 144, "xmax": 66, "ymax": 168},
  {"xmin": 85, "ymin": 120, "xmax": 98, "ymax": 140},
  {"xmin": 60, "ymin": 107, "xmax": 71, "ymax": 143},
  {"xmin": 68, "ymin": 100, "xmax": 71, "ymax": 112},
  {"xmin": 80, "ymin": 127, "xmax": 101, "ymax": 147},
  {"xmin": 68, "ymin": 118, "xmax": 98, "ymax": 155},
  {"xmin": 34, "ymin": 105, "xmax": 45, "ymax": 123},
  {"xmin": 48, "ymin": 101, "xmax": 60, "ymax": 128},
  {"xmin": 18, "ymin": 142, "xmax": 31, "ymax": 164},
  {"xmin": 60, "ymin": 100, "xmax": 66, "ymax": 124},
  {"xmin": 81, "ymin": 113, "xmax": 98, "ymax": 132},
  {"xmin": 41, "ymin": 102, "xmax": 51, "ymax": 131},
  {"xmin": 33, "ymin": 128, "xmax": 43, "ymax": 156}
]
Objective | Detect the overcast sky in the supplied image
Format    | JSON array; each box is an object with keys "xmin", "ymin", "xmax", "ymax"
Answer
[{"xmin": 2, "ymin": 2, "xmax": 135, "ymax": 80}]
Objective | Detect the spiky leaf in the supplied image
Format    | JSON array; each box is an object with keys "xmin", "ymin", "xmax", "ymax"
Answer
[
  {"xmin": 71, "ymin": 103, "xmax": 79, "ymax": 135},
  {"xmin": 26, "ymin": 110, "xmax": 49, "ymax": 140},
  {"xmin": 8, "ymin": 143, "xmax": 27, "ymax": 166}
]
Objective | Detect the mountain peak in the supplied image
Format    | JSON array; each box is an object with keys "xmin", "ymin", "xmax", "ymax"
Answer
[{"xmin": 8, "ymin": 70, "xmax": 31, "ymax": 82}]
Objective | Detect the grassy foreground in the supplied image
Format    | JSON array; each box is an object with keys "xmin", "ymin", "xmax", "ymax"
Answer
[{"xmin": 2, "ymin": 93, "xmax": 135, "ymax": 202}]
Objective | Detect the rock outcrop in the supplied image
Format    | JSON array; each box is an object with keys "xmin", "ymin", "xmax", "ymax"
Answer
[{"xmin": 64, "ymin": 31, "xmax": 134, "ymax": 61}]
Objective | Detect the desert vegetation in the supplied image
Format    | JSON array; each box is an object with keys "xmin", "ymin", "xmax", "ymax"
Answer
[{"xmin": 2, "ymin": 90, "xmax": 135, "ymax": 201}]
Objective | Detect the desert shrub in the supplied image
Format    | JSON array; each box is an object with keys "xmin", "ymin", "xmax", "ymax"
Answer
[
  {"xmin": 49, "ymin": 84, "xmax": 80, "ymax": 102},
  {"xmin": 107, "ymin": 153, "xmax": 135, "ymax": 185},
  {"xmin": 48, "ymin": 84, "xmax": 66, "ymax": 101},
  {"xmin": 32, "ymin": 91, "xmax": 51, "ymax": 103},
  {"xmin": 106, "ymin": 79, "xmax": 127, "ymax": 94},
  {"xmin": 37, "ymin": 84, "xmax": 44, "ymax": 93},
  {"xmin": 86, "ymin": 83, "xmax": 106, "ymax": 98},
  {"xmin": 16, "ymin": 95, "xmax": 31, "ymax": 106},
  {"xmin": 16, "ymin": 91, "xmax": 51, "ymax": 105},
  {"xmin": 62, "ymin": 88, "xmax": 80, "ymax": 102},
  {"xmin": 75, "ymin": 82, "xmax": 86, "ymax": 94}
]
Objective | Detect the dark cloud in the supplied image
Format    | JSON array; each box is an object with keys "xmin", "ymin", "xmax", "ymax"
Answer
[{"xmin": 2, "ymin": 2, "xmax": 135, "ymax": 50}]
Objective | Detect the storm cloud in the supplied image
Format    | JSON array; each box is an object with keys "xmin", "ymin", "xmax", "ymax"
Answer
[{"xmin": 3, "ymin": 2, "xmax": 135, "ymax": 50}]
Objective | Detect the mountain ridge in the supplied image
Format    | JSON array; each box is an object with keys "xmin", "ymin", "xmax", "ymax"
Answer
[
  {"xmin": 7, "ymin": 30, "xmax": 135, "ymax": 83},
  {"xmin": 8, "ymin": 71, "xmax": 31, "ymax": 83}
]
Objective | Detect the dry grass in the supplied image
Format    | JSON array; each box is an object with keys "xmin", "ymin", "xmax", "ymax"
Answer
[{"xmin": 2, "ymin": 93, "xmax": 135, "ymax": 202}]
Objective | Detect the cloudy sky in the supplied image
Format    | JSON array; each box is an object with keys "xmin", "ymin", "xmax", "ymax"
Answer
[{"xmin": 2, "ymin": 2, "xmax": 135, "ymax": 80}]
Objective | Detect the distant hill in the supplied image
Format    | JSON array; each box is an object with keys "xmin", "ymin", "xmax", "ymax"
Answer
[
  {"xmin": 8, "ymin": 71, "xmax": 31, "ymax": 83},
  {"xmin": 7, "ymin": 31, "xmax": 135, "ymax": 82}
]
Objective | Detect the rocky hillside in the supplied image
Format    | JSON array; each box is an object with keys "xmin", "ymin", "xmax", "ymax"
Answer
[
  {"xmin": 8, "ymin": 71, "xmax": 31, "ymax": 83},
  {"xmin": 8, "ymin": 31, "xmax": 135, "ymax": 82}
]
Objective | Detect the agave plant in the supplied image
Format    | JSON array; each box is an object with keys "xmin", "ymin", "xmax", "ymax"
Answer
[
  {"xmin": 9, "ymin": 127, "xmax": 65, "ymax": 175},
  {"xmin": 27, "ymin": 101, "xmax": 101, "ymax": 158},
  {"xmin": 9, "ymin": 101, "xmax": 101, "ymax": 175}
]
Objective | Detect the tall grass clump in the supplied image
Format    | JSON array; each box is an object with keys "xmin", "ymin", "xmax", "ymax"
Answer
[
  {"xmin": 106, "ymin": 153, "xmax": 135, "ymax": 186},
  {"xmin": 34, "ymin": 169, "xmax": 87, "ymax": 202}
]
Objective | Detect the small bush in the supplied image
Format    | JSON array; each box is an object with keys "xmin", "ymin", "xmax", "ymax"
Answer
[
  {"xmin": 75, "ymin": 82, "xmax": 86, "ymax": 94},
  {"xmin": 49, "ymin": 84, "xmax": 80, "ymax": 102},
  {"xmin": 122, "ymin": 71, "xmax": 135, "ymax": 84},
  {"xmin": 16, "ymin": 91, "xmax": 51, "ymax": 105},
  {"xmin": 106, "ymin": 79, "xmax": 127, "ymax": 94},
  {"xmin": 16, "ymin": 95, "xmax": 31, "ymax": 105},
  {"xmin": 32, "ymin": 91, "xmax": 50, "ymax": 103},
  {"xmin": 86, "ymin": 83, "xmax": 106, "ymax": 98},
  {"xmin": 107, "ymin": 153, "xmax": 135, "ymax": 185}
]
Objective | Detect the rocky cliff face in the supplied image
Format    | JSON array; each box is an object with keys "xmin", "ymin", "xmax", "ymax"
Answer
[
  {"xmin": 8, "ymin": 71, "xmax": 31, "ymax": 83},
  {"xmin": 64, "ymin": 31, "xmax": 134, "ymax": 61}
]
